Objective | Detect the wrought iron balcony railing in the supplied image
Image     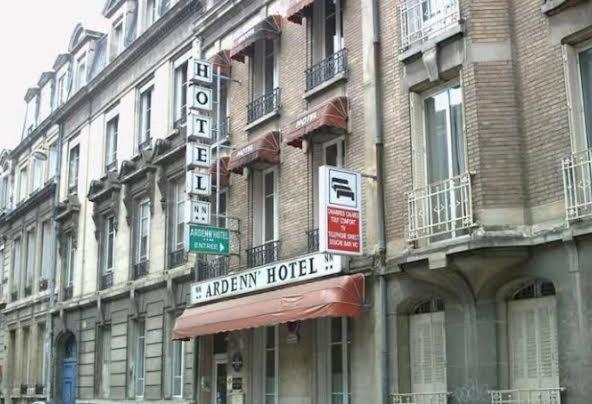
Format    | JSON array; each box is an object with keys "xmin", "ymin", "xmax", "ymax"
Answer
[
  {"xmin": 63, "ymin": 284, "xmax": 73, "ymax": 300},
  {"xmin": 25, "ymin": 285, "xmax": 32, "ymax": 297},
  {"xmin": 197, "ymin": 256, "xmax": 229, "ymax": 281},
  {"xmin": 562, "ymin": 148, "xmax": 592, "ymax": 221},
  {"xmin": 305, "ymin": 48, "xmax": 348, "ymax": 92},
  {"xmin": 100, "ymin": 271, "xmax": 114, "ymax": 290},
  {"xmin": 168, "ymin": 249, "xmax": 187, "ymax": 269},
  {"xmin": 400, "ymin": 0, "xmax": 460, "ymax": 50},
  {"xmin": 307, "ymin": 228, "xmax": 319, "ymax": 253},
  {"xmin": 34, "ymin": 384, "xmax": 44, "ymax": 395},
  {"xmin": 392, "ymin": 392, "xmax": 450, "ymax": 404},
  {"xmin": 247, "ymin": 88, "xmax": 281, "ymax": 124},
  {"xmin": 20, "ymin": 384, "xmax": 27, "ymax": 395},
  {"xmin": 247, "ymin": 240, "xmax": 280, "ymax": 268},
  {"xmin": 133, "ymin": 260, "xmax": 149, "ymax": 279},
  {"xmin": 489, "ymin": 387, "xmax": 565, "ymax": 404},
  {"xmin": 10, "ymin": 290, "xmax": 17, "ymax": 302},
  {"xmin": 39, "ymin": 278, "xmax": 48, "ymax": 291},
  {"xmin": 407, "ymin": 172, "xmax": 474, "ymax": 242},
  {"xmin": 212, "ymin": 116, "xmax": 231, "ymax": 144}
]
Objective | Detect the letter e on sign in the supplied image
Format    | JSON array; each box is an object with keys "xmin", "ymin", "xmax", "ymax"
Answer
[
  {"xmin": 192, "ymin": 86, "xmax": 213, "ymax": 111},
  {"xmin": 193, "ymin": 60, "xmax": 213, "ymax": 84},
  {"xmin": 187, "ymin": 143, "xmax": 211, "ymax": 169}
]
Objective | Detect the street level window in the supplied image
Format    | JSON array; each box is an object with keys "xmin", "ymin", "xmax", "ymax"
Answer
[
  {"xmin": 330, "ymin": 317, "xmax": 351, "ymax": 404},
  {"xmin": 37, "ymin": 322, "xmax": 46, "ymax": 386},
  {"xmin": 323, "ymin": 138, "xmax": 345, "ymax": 167},
  {"xmin": 264, "ymin": 326, "xmax": 279, "ymax": 404},
  {"xmin": 135, "ymin": 320, "xmax": 146, "ymax": 398},
  {"xmin": 105, "ymin": 115, "xmax": 119, "ymax": 172},
  {"xmin": 171, "ymin": 314, "xmax": 184, "ymax": 398},
  {"xmin": 67, "ymin": 143, "xmax": 80, "ymax": 194},
  {"xmin": 173, "ymin": 58, "xmax": 189, "ymax": 127},
  {"xmin": 98, "ymin": 326, "xmax": 112, "ymax": 398},
  {"xmin": 23, "ymin": 327, "xmax": 31, "ymax": 387}
]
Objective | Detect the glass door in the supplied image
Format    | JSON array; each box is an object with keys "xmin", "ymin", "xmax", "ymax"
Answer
[{"xmin": 212, "ymin": 355, "xmax": 228, "ymax": 404}]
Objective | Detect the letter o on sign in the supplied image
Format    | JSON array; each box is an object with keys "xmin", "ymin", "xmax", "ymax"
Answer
[
  {"xmin": 196, "ymin": 91, "xmax": 209, "ymax": 105},
  {"xmin": 192, "ymin": 86, "xmax": 212, "ymax": 111}
]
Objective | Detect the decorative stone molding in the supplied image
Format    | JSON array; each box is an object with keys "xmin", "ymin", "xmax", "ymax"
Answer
[
  {"xmin": 119, "ymin": 148, "xmax": 158, "ymax": 225},
  {"xmin": 88, "ymin": 171, "xmax": 122, "ymax": 241},
  {"xmin": 153, "ymin": 129, "xmax": 187, "ymax": 210},
  {"xmin": 56, "ymin": 193, "xmax": 81, "ymax": 253},
  {"xmin": 422, "ymin": 46, "xmax": 439, "ymax": 82}
]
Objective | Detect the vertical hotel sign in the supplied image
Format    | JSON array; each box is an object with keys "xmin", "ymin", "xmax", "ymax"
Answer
[{"xmin": 319, "ymin": 166, "xmax": 363, "ymax": 255}]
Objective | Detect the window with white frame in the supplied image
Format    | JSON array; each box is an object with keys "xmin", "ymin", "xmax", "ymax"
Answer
[
  {"xmin": 67, "ymin": 143, "xmax": 80, "ymax": 194},
  {"xmin": 63, "ymin": 233, "xmax": 75, "ymax": 289},
  {"xmin": 136, "ymin": 200, "xmax": 151, "ymax": 264},
  {"xmin": 98, "ymin": 326, "xmax": 112, "ymax": 398},
  {"xmin": 57, "ymin": 72, "xmax": 68, "ymax": 106},
  {"xmin": 25, "ymin": 97, "xmax": 38, "ymax": 134},
  {"xmin": 11, "ymin": 237, "xmax": 21, "ymax": 299},
  {"xmin": 75, "ymin": 54, "xmax": 87, "ymax": 91},
  {"xmin": 40, "ymin": 220, "xmax": 52, "ymax": 282},
  {"xmin": 0, "ymin": 174, "xmax": 10, "ymax": 211},
  {"xmin": 25, "ymin": 229, "xmax": 35, "ymax": 295},
  {"xmin": 18, "ymin": 166, "xmax": 28, "ymax": 203},
  {"xmin": 310, "ymin": 0, "xmax": 344, "ymax": 63},
  {"xmin": 105, "ymin": 115, "xmax": 119, "ymax": 171},
  {"xmin": 111, "ymin": 19, "xmax": 125, "ymax": 59},
  {"xmin": 264, "ymin": 326, "xmax": 279, "ymax": 404},
  {"xmin": 32, "ymin": 155, "xmax": 44, "ymax": 191},
  {"xmin": 323, "ymin": 138, "xmax": 345, "ymax": 167},
  {"xmin": 39, "ymin": 82, "xmax": 53, "ymax": 122},
  {"xmin": 262, "ymin": 169, "xmax": 278, "ymax": 244},
  {"xmin": 135, "ymin": 319, "xmax": 146, "ymax": 398},
  {"xmin": 48, "ymin": 142, "xmax": 59, "ymax": 180},
  {"xmin": 170, "ymin": 179, "xmax": 185, "ymax": 254},
  {"xmin": 143, "ymin": 0, "xmax": 157, "ymax": 29},
  {"xmin": 23, "ymin": 326, "xmax": 31, "ymax": 385},
  {"xmin": 173, "ymin": 57, "xmax": 189, "ymax": 127},
  {"xmin": 37, "ymin": 322, "xmax": 46, "ymax": 386},
  {"xmin": 329, "ymin": 317, "xmax": 351, "ymax": 403},
  {"xmin": 171, "ymin": 314, "xmax": 184, "ymax": 398},
  {"xmin": 102, "ymin": 216, "xmax": 116, "ymax": 274},
  {"xmin": 250, "ymin": 38, "xmax": 277, "ymax": 100},
  {"xmin": 138, "ymin": 83, "xmax": 153, "ymax": 150},
  {"xmin": 564, "ymin": 42, "xmax": 592, "ymax": 150}
]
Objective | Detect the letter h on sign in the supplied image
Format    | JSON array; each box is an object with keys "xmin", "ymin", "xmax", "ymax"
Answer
[{"xmin": 193, "ymin": 60, "xmax": 213, "ymax": 84}]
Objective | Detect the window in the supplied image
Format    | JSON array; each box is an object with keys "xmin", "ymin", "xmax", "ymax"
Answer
[
  {"xmin": 68, "ymin": 143, "xmax": 80, "ymax": 194},
  {"xmin": 0, "ymin": 174, "xmax": 10, "ymax": 211},
  {"xmin": 262, "ymin": 169, "xmax": 277, "ymax": 243},
  {"xmin": 136, "ymin": 200, "xmax": 151, "ymax": 264},
  {"xmin": 580, "ymin": 46, "xmax": 592, "ymax": 147},
  {"xmin": 18, "ymin": 166, "xmax": 28, "ymax": 202},
  {"xmin": 173, "ymin": 59, "xmax": 188, "ymax": 127},
  {"xmin": 264, "ymin": 326, "xmax": 279, "ymax": 404},
  {"xmin": 39, "ymin": 83, "xmax": 53, "ymax": 122},
  {"xmin": 48, "ymin": 142, "xmax": 59, "ymax": 180},
  {"xmin": 111, "ymin": 20, "xmax": 125, "ymax": 58},
  {"xmin": 213, "ymin": 79, "xmax": 229, "ymax": 141},
  {"xmin": 25, "ymin": 229, "xmax": 35, "ymax": 296},
  {"xmin": 40, "ymin": 221, "xmax": 52, "ymax": 282},
  {"xmin": 57, "ymin": 72, "xmax": 67, "ymax": 105},
  {"xmin": 105, "ymin": 116, "xmax": 119, "ymax": 171},
  {"xmin": 63, "ymin": 233, "xmax": 75, "ymax": 289},
  {"xmin": 171, "ymin": 179, "xmax": 185, "ymax": 253},
  {"xmin": 25, "ymin": 97, "xmax": 38, "ymax": 134},
  {"xmin": 323, "ymin": 138, "xmax": 345, "ymax": 167},
  {"xmin": 171, "ymin": 323, "xmax": 184, "ymax": 398},
  {"xmin": 216, "ymin": 189, "xmax": 227, "ymax": 228},
  {"xmin": 98, "ymin": 326, "xmax": 111, "ymax": 398},
  {"xmin": 102, "ymin": 216, "xmax": 115, "ymax": 274},
  {"xmin": 32, "ymin": 156, "xmax": 44, "ymax": 191},
  {"xmin": 138, "ymin": 86, "xmax": 153, "ymax": 149},
  {"xmin": 23, "ymin": 327, "xmax": 31, "ymax": 386},
  {"xmin": 329, "ymin": 317, "xmax": 351, "ymax": 404},
  {"xmin": 311, "ymin": 0, "xmax": 344, "ymax": 62},
  {"xmin": 0, "ymin": 247, "xmax": 4, "ymax": 298},
  {"xmin": 37, "ymin": 323, "xmax": 47, "ymax": 386},
  {"xmin": 11, "ymin": 238, "xmax": 21, "ymax": 300},
  {"xmin": 75, "ymin": 54, "xmax": 87, "ymax": 90},
  {"xmin": 143, "ymin": 0, "xmax": 157, "ymax": 29},
  {"xmin": 135, "ymin": 320, "xmax": 146, "ymax": 398},
  {"xmin": 251, "ymin": 39, "xmax": 277, "ymax": 100}
]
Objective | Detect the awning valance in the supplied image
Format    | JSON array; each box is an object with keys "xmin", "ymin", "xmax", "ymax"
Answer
[
  {"xmin": 228, "ymin": 131, "xmax": 281, "ymax": 174},
  {"xmin": 208, "ymin": 49, "xmax": 232, "ymax": 77},
  {"xmin": 210, "ymin": 156, "xmax": 230, "ymax": 186},
  {"xmin": 230, "ymin": 15, "xmax": 284, "ymax": 63},
  {"xmin": 284, "ymin": 96, "xmax": 349, "ymax": 148},
  {"xmin": 286, "ymin": 0, "xmax": 315, "ymax": 24},
  {"xmin": 172, "ymin": 274, "xmax": 365, "ymax": 340}
]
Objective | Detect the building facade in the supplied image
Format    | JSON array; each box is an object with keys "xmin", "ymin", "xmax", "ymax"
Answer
[{"xmin": 0, "ymin": 0, "xmax": 591, "ymax": 404}]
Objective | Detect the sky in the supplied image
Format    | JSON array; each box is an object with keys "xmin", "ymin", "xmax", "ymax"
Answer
[{"xmin": 0, "ymin": 0, "xmax": 109, "ymax": 151}]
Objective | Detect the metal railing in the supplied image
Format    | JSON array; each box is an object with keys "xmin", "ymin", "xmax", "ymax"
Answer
[
  {"xmin": 39, "ymin": 278, "xmax": 48, "ymax": 291},
  {"xmin": 246, "ymin": 240, "xmax": 280, "ymax": 268},
  {"xmin": 25, "ymin": 285, "xmax": 32, "ymax": 297},
  {"xmin": 133, "ymin": 260, "xmax": 149, "ymax": 279},
  {"xmin": 407, "ymin": 172, "xmax": 474, "ymax": 242},
  {"xmin": 305, "ymin": 48, "xmax": 348, "ymax": 92},
  {"xmin": 562, "ymin": 149, "xmax": 592, "ymax": 221},
  {"xmin": 400, "ymin": 0, "xmax": 460, "ymax": 50},
  {"xmin": 10, "ymin": 290, "xmax": 17, "ymax": 302},
  {"xmin": 247, "ymin": 87, "xmax": 281, "ymax": 124},
  {"xmin": 34, "ymin": 384, "xmax": 44, "ymax": 395},
  {"xmin": 100, "ymin": 271, "xmax": 114, "ymax": 290},
  {"xmin": 392, "ymin": 392, "xmax": 450, "ymax": 404},
  {"xmin": 197, "ymin": 256, "xmax": 229, "ymax": 281},
  {"xmin": 63, "ymin": 284, "xmax": 73, "ymax": 300},
  {"xmin": 168, "ymin": 249, "xmax": 187, "ymax": 269},
  {"xmin": 212, "ymin": 116, "xmax": 231, "ymax": 144},
  {"xmin": 307, "ymin": 228, "xmax": 319, "ymax": 253},
  {"xmin": 489, "ymin": 388, "xmax": 565, "ymax": 404}
]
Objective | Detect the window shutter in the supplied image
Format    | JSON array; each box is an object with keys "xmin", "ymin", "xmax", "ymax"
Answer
[
  {"xmin": 537, "ymin": 297, "xmax": 559, "ymax": 387},
  {"xmin": 410, "ymin": 311, "xmax": 447, "ymax": 393},
  {"xmin": 410, "ymin": 92, "xmax": 427, "ymax": 189}
]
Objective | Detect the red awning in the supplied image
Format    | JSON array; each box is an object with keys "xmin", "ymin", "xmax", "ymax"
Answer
[
  {"xmin": 230, "ymin": 15, "xmax": 284, "ymax": 63},
  {"xmin": 284, "ymin": 96, "xmax": 349, "ymax": 148},
  {"xmin": 210, "ymin": 156, "xmax": 230, "ymax": 186},
  {"xmin": 208, "ymin": 50, "xmax": 232, "ymax": 77},
  {"xmin": 172, "ymin": 274, "xmax": 365, "ymax": 340},
  {"xmin": 228, "ymin": 131, "xmax": 281, "ymax": 174},
  {"xmin": 286, "ymin": 0, "xmax": 315, "ymax": 24}
]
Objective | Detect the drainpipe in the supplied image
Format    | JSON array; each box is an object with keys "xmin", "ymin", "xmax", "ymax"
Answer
[
  {"xmin": 369, "ymin": 0, "xmax": 388, "ymax": 402},
  {"xmin": 46, "ymin": 123, "xmax": 64, "ymax": 403}
]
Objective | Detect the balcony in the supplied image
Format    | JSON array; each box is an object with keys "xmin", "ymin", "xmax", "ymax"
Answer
[
  {"xmin": 400, "ymin": 0, "xmax": 460, "ymax": 50},
  {"xmin": 100, "ymin": 271, "xmax": 114, "ymax": 290},
  {"xmin": 392, "ymin": 392, "xmax": 449, "ymax": 404},
  {"xmin": 247, "ymin": 240, "xmax": 280, "ymax": 268},
  {"xmin": 489, "ymin": 388, "xmax": 565, "ymax": 404},
  {"xmin": 562, "ymin": 149, "xmax": 592, "ymax": 221},
  {"xmin": 407, "ymin": 172, "xmax": 474, "ymax": 243},
  {"xmin": 305, "ymin": 48, "xmax": 348, "ymax": 93},
  {"xmin": 63, "ymin": 284, "xmax": 73, "ymax": 300},
  {"xmin": 307, "ymin": 229, "xmax": 319, "ymax": 253},
  {"xmin": 247, "ymin": 88, "xmax": 281, "ymax": 125},
  {"xmin": 212, "ymin": 116, "xmax": 231, "ymax": 145},
  {"xmin": 20, "ymin": 384, "xmax": 27, "ymax": 395},
  {"xmin": 25, "ymin": 285, "xmax": 32, "ymax": 297},
  {"xmin": 39, "ymin": 278, "xmax": 48, "ymax": 291},
  {"xmin": 133, "ymin": 260, "xmax": 149, "ymax": 279},
  {"xmin": 168, "ymin": 249, "xmax": 187, "ymax": 269},
  {"xmin": 10, "ymin": 291, "xmax": 17, "ymax": 302},
  {"xmin": 197, "ymin": 256, "xmax": 229, "ymax": 281},
  {"xmin": 34, "ymin": 384, "xmax": 44, "ymax": 395}
]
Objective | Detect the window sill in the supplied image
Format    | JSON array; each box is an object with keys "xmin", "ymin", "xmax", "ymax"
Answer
[
  {"xmin": 399, "ymin": 24, "xmax": 464, "ymax": 63},
  {"xmin": 304, "ymin": 71, "xmax": 348, "ymax": 100},
  {"xmin": 541, "ymin": 0, "xmax": 584, "ymax": 15},
  {"xmin": 245, "ymin": 109, "xmax": 280, "ymax": 132}
]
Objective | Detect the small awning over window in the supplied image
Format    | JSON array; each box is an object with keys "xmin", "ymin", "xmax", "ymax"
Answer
[
  {"xmin": 210, "ymin": 156, "xmax": 230, "ymax": 186},
  {"xmin": 230, "ymin": 15, "xmax": 284, "ymax": 63},
  {"xmin": 284, "ymin": 96, "xmax": 349, "ymax": 148},
  {"xmin": 172, "ymin": 274, "xmax": 365, "ymax": 340},
  {"xmin": 208, "ymin": 49, "xmax": 232, "ymax": 77},
  {"xmin": 228, "ymin": 131, "xmax": 281, "ymax": 174},
  {"xmin": 286, "ymin": 0, "xmax": 315, "ymax": 24}
]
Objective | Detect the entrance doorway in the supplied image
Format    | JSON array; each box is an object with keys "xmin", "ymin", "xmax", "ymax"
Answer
[
  {"xmin": 213, "ymin": 354, "xmax": 228, "ymax": 404},
  {"xmin": 60, "ymin": 333, "xmax": 78, "ymax": 404}
]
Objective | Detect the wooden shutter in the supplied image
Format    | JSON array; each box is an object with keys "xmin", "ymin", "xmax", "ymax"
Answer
[
  {"xmin": 509, "ymin": 296, "xmax": 559, "ymax": 389},
  {"xmin": 410, "ymin": 311, "xmax": 447, "ymax": 393}
]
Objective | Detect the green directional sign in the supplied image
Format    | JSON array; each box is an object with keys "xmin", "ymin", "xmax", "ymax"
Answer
[{"xmin": 188, "ymin": 224, "xmax": 230, "ymax": 255}]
